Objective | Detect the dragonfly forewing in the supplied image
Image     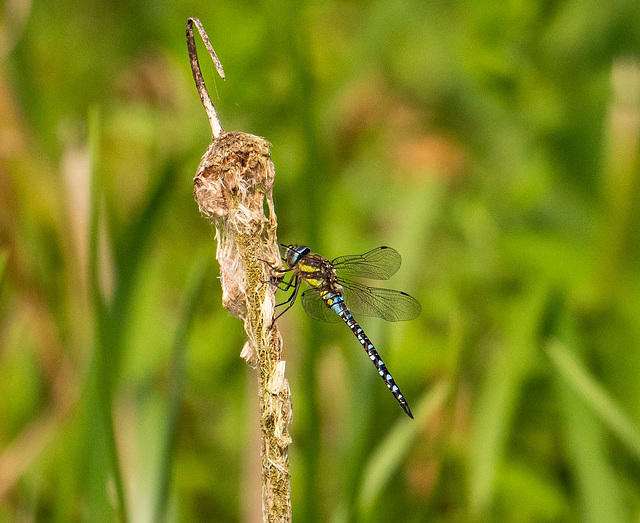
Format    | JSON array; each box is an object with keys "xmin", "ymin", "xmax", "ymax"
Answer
[{"xmin": 331, "ymin": 246, "xmax": 402, "ymax": 280}]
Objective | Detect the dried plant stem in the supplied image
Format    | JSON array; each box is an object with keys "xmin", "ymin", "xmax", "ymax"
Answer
[
  {"xmin": 237, "ymin": 233, "xmax": 293, "ymax": 521},
  {"xmin": 186, "ymin": 18, "xmax": 225, "ymax": 138},
  {"xmin": 187, "ymin": 19, "xmax": 292, "ymax": 522}
]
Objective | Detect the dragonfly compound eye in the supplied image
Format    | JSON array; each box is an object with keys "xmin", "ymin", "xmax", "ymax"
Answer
[{"xmin": 286, "ymin": 245, "xmax": 310, "ymax": 266}]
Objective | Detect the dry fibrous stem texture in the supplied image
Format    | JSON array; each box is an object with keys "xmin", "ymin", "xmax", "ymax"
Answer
[{"xmin": 193, "ymin": 131, "xmax": 292, "ymax": 521}]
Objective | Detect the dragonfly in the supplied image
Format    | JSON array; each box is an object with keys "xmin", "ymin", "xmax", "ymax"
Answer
[{"xmin": 270, "ymin": 244, "xmax": 421, "ymax": 418}]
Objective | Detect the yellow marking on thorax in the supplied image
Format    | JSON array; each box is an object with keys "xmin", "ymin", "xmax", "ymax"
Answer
[{"xmin": 297, "ymin": 262, "xmax": 326, "ymax": 288}]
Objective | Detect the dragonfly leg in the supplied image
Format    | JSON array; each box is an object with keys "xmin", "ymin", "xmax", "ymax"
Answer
[
  {"xmin": 274, "ymin": 276, "xmax": 299, "ymax": 307},
  {"xmin": 273, "ymin": 277, "xmax": 301, "ymax": 321},
  {"xmin": 259, "ymin": 258, "xmax": 292, "ymax": 286},
  {"xmin": 275, "ymin": 273, "xmax": 296, "ymax": 291},
  {"xmin": 259, "ymin": 258, "xmax": 289, "ymax": 274},
  {"xmin": 264, "ymin": 272, "xmax": 295, "ymax": 290}
]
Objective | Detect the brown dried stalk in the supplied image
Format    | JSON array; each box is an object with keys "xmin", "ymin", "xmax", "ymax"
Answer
[{"xmin": 187, "ymin": 18, "xmax": 292, "ymax": 522}]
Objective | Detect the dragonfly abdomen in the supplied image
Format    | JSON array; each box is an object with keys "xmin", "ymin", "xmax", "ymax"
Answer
[{"xmin": 322, "ymin": 292, "xmax": 414, "ymax": 419}]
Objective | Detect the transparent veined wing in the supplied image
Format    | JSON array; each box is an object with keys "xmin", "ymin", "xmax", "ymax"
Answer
[
  {"xmin": 331, "ymin": 246, "xmax": 402, "ymax": 280},
  {"xmin": 340, "ymin": 279, "xmax": 421, "ymax": 322},
  {"xmin": 301, "ymin": 290, "xmax": 342, "ymax": 323}
]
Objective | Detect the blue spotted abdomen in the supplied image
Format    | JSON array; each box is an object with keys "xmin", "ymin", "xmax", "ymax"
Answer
[{"xmin": 322, "ymin": 292, "xmax": 413, "ymax": 418}]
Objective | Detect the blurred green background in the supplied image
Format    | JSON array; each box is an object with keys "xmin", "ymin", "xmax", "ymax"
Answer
[{"xmin": 2, "ymin": 0, "xmax": 640, "ymax": 521}]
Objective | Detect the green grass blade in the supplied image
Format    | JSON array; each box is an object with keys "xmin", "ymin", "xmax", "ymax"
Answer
[
  {"xmin": 88, "ymin": 106, "xmax": 106, "ymax": 313},
  {"xmin": 87, "ymin": 106, "xmax": 129, "ymax": 523},
  {"xmin": 468, "ymin": 284, "xmax": 550, "ymax": 515},
  {"xmin": 153, "ymin": 253, "xmax": 211, "ymax": 523},
  {"xmin": 551, "ymin": 335, "xmax": 625, "ymax": 523},
  {"xmin": 108, "ymin": 160, "xmax": 178, "ymax": 378},
  {"xmin": 558, "ymin": 382, "xmax": 624, "ymax": 523},
  {"xmin": 356, "ymin": 380, "xmax": 450, "ymax": 517},
  {"xmin": 548, "ymin": 340, "xmax": 640, "ymax": 459}
]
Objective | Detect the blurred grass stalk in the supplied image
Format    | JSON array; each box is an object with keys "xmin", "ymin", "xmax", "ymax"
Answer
[
  {"xmin": 153, "ymin": 254, "xmax": 210, "ymax": 523},
  {"xmin": 86, "ymin": 106, "xmax": 175, "ymax": 521},
  {"xmin": 598, "ymin": 58, "xmax": 640, "ymax": 302},
  {"xmin": 550, "ymin": 320, "xmax": 626, "ymax": 523},
  {"xmin": 357, "ymin": 380, "xmax": 450, "ymax": 518},
  {"xmin": 548, "ymin": 340, "xmax": 640, "ymax": 460},
  {"xmin": 87, "ymin": 107, "xmax": 129, "ymax": 522},
  {"xmin": 469, "ymin": 282, "xmax": 550, "ymax": 516}
]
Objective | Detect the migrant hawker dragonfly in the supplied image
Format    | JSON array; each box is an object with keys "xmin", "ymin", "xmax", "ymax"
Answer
[{"xmin": 271, "ymin": 245, "xmax": 421, "ymax": 418}]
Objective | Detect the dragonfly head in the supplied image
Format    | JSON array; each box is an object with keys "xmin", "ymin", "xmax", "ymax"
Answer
[{"xmin": 280, "ymin": 244, "xmax": 310, "ymax": 268}]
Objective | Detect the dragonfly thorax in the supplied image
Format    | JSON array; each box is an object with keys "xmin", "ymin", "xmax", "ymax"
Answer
[
  {"xmin": 282, "ymin": 245, "xmax": 341, "ymax": 290},
  {"xmin": 296, "ymin": 254, "xmax": 340, "ymax": 289}
]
